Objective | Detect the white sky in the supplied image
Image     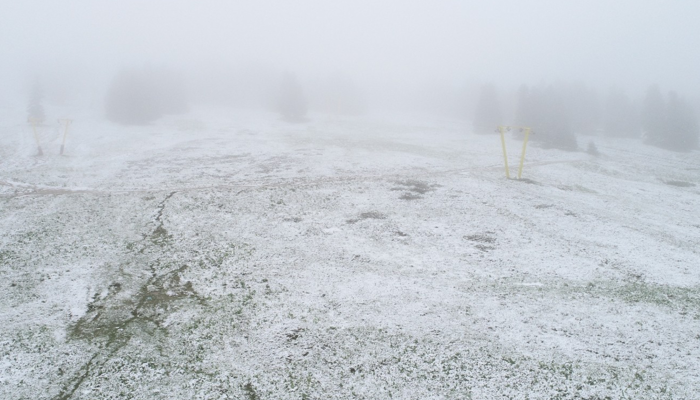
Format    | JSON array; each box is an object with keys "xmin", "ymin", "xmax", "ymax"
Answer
[{"xmin": 1, "ymin": 0, "xmax": 699, "ymax": 99}]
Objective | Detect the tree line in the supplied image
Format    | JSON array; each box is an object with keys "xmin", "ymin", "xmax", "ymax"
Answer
[{"xmin": 473, "ymin": 83, "xmax": 699, "ymax": 152}]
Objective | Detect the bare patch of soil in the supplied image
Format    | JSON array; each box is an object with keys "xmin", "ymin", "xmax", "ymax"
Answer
[{"xmin": 347, "ymin": 211, "xmax": 387, "ymax": 224}]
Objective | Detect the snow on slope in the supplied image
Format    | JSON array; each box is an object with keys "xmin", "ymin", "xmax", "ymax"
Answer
[{"xmin": 1, "ymin": 106, "xmax": 699, "ymax": 399}]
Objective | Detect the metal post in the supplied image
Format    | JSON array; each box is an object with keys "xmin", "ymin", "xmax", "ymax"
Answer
[
  {"xmin": 499, "ymin": 126, "xmax": 510, "ymax": 179},
  {"xmin": 518, "ymin": 128, "xmax": 531, "ymax": 179}
]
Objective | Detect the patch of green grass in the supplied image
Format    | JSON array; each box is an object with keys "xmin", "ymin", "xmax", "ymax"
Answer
[
  {"xmin": 501, "ymin": 278, "xmax": 700, "ymax": 314},
  {"xmin": 613, "ymin": 282, "xmax": 698, "ymax": 308}
]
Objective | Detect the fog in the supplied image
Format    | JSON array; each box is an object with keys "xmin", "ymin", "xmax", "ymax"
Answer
[
  {"xmin": 2, "ymin": 0, "xmax": 700, "ymax": 116},
  {"xmin": 4, "ymin": 3, "xmax": 700, "ymax": 397}
]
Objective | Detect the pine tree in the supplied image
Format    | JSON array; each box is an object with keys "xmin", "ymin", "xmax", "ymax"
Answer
[
  {"xmin": 642, "ymin": 86, "xmax": 699, "ymax": 151},
  {"xmin": 473, "ymin": 84, "xmax": 501, "ymax": 134},
  {"xmin": 586, "ymin": 140, "xmax": 599, "ymax": 156}
]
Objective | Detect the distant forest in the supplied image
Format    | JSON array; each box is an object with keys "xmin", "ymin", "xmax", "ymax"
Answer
[{"xmin": 473, "ymin": 83, "xmax": 699, "ymax": 152}]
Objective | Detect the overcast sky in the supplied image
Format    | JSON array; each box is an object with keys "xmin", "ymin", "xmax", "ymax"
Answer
[{"xmin": 2, "ymin": 0, "xmax": 699, "ymax": 101}]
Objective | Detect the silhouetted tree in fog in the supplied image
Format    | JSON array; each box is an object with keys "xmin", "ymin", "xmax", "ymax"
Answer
[
  {"xmin": 642, "ymin": 85, "xmax": 699, "ymax": 151},
  {"xmin": 473, "ymin": 84, "xmax": 501, "ymax": 134},
  {"xmin": 27, "ymin": 80, "xmax": 46, "ymax": 124},
  {"xmin": 105, "ymin": 67, "xmax": 188, "ymax": 125},
  {"xmin": 603, "ymin": 88, "xmax": 639, "ymax": 138},
  {"xmin": 276, "ymin": 73, "xmax": 308, "ymax": 122}
]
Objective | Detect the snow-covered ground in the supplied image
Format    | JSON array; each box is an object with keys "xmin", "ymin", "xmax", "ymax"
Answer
[{"xmin": 1, "ymin": 106, "xmax": 699, "ymax": 399}]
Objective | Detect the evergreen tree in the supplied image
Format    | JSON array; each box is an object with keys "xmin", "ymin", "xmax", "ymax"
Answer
[
  {"xmin": 27, "ymin": 81, "xmax": 45, "ymax": 124},
  {"xmin": 586, "ymin": 140, "xmax": 599, "ymax": 156},
  {"xmin": 472, "ymin": 84, "xmax": 501, "ymax": 134},
  {"xmin": 641, "ymin": 85, "xmax": 699, "ymax": 151}
]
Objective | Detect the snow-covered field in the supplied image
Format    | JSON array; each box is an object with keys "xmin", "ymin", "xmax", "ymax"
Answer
[{"xmin": 1, "ymin": 107, "xmax": 699, "ymax": 399}]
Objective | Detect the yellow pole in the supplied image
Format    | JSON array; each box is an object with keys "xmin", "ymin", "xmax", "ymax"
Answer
[
  {"xmin": 59, "ymin": 119, "xmax": 72, "ymax": 155},
  {"xmin": 517, "ymin": 128, "xmax": 531, "ymax": 179},
  {"xmin": 499, "ymin": 126, "xmax": 510, "ymax": 179},
  {"xmin": 30, "ymin": 118, "xmax": 43, "ymax": 156}
]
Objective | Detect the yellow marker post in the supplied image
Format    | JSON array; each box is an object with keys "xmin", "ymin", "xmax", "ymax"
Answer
[
  {"xmin": 517, "ymin": 128, "xmax": 531, "ymax": 179},
  {"xmin": 29, "ymin": 118, "xmax": 43, "ymax": 156},
  {"xmin": 498, "ymin": 125, "xmax": 510, "ymax": 179},
  {"xmin": 58, "ymin": 119, "xmax": 73, "ymax": 155}
]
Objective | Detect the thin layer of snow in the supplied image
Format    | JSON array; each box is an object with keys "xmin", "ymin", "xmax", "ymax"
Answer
[{"xmin": 1, "ymin": 105, "xmax": 699, "ymax": 399}]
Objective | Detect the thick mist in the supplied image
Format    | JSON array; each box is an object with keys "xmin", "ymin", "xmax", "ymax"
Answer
[
  {"xmin": 4, "ymin": 3, "xmax": 700, "ymax": 398},
  {"xmin": 2, "ymin": 0, "xmax": 700, "ymax": 121}
]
